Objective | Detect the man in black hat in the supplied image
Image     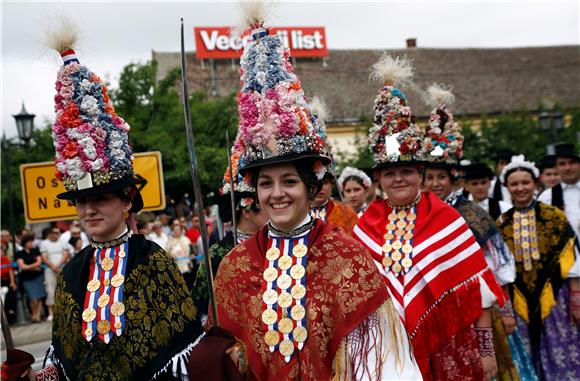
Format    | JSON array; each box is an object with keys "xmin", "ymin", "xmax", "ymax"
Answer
[
  {"xmin": 538, "ymin": 154, "xmax": 561, "ymax": 191},
  {"xmin": 464, "ymin": 163, "xmax": 512, "ymax": 221},
  {"xmin": 538, "ymin": 143, "xmax": 580, "ymax": 239},
  {"xmin": 488, "ymin": 149, "xmax": 515, "ymax": 205}
]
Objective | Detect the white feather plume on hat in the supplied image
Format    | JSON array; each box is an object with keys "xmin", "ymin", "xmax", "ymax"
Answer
[
  {"xmin": 308, "ymin": 96, "xmax": 329, "ymax": 124},
  {"xmin": 369, "ymin": 53, "xmax": 414, "ymax": 87},
  {"xmin": 46, "ymin": 16, "xmax": 80, "ymax": 54},
  {"xmin": 423, "ymin": 83, "xmax": 455, "ymax": 108}
]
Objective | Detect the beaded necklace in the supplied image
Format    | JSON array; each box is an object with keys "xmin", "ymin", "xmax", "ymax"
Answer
[
  {"xmin": 513, "ymin": 201, "xmax": 540, "ymax": 271},
  {"xmin": 382, "ymin": 193, "xmax": 421, "ymax": 276},
  {"xmin": 260, "ymin": 220, "xmax": 311, "ymax": 362},
  {"xmin": 310, "ymin": 201, "xmax": 329, "ymax": 222}
]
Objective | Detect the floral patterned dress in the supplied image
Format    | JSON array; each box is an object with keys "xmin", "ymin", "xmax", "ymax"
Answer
[{"xmin": 498, "ymin": 201, "xmax": 580, "ymax": 381}]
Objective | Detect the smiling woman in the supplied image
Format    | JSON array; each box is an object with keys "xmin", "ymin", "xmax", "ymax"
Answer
[
  {"xmin": 256, "ymin": 164, "xmax": 310, "ymax": 232},
  {"xmin": 353, "ymin": 60, "xmax": 507, "ymax": 381},
  {"xmin": 497, "ymin": 155, "xmax": 580, "ymax": 380},
  {"xmin": 206, "ymin": 5, "xmax": 423, "ymax": 380}
]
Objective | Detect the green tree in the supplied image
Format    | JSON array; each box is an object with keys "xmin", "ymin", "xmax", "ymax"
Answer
[{"xmin": 111, "ymin": 61, "xmax": 238, "ymax": 202}]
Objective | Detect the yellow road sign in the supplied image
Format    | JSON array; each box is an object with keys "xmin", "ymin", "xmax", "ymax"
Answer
[{"xmin": 20, "ymin": 151, "xmax": 166, "ymax": 224}]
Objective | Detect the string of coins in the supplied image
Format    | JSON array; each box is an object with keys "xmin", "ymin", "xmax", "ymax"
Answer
[
  {"xmin": 513, "ymin": 209, "xmax": 540, "ymax": 271},
  {"xmin": 381, "ymin": 200, "xmax": 419, "ymax": 276},
  {"xmin": 82, "ymin": 240, "xmax": 129, "ymax": 344},
  {"xmin": 261, "ymin": 234, "xmax": 309, "ymax": 363},
  {"xmin": 310, "ymin": 205, "xmax": 327, "ymax": 222}
]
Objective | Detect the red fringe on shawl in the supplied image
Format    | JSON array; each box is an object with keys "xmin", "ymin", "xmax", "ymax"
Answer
[{"xmin": 411, "ymin": 278, "xmax": 483, "ymax": 380}]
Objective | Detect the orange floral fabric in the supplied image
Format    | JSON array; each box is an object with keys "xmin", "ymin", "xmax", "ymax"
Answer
[{"xmin": 326, "ymin": 200, "xmax": 358, "ymax": 235}]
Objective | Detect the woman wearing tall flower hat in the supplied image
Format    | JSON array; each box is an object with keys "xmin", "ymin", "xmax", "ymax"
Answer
[
  {"xmin": 353, "ymin": 57, "xmax": 505, "ymax": 381},
  {"xmin": 2, "ymin": 21, "xmax": 204, "ymax": 381},
  {"xmin": 338, "ymin": 167, "xmax": 373, "ymax": 217},
  {"xmin": 421, "ymin": 85, "xmax": 537, "ymax": 381},
  {"xmin": 496, "ymin": 155, "xmax": 580, "ymax": 380},
  {"xmin": 210, "ymin": 5, "xmax": 422, "ymax": 380}
]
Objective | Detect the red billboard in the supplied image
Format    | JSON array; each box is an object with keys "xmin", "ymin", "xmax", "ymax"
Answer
[{"xmin": 194, "ymin": 27, "xmax": 328, "ymax": 59}]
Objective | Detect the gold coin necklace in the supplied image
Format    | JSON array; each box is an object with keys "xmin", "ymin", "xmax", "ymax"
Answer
[
  {"xmin": 261, "ymin": 230, "xmax": 311, "ymax": 363},
  {"xmin": 513, "ymin": 208, "xmax": 540, "ymax": 272},
  {"xmin": 310, "ymin": 203, "xmax": 328, "ymax": 222},
  {"xmin": 82, "ymin": 239, "xmax": 129, "ymax": 344},
  {"xmin": 382, "ymin": 201, "xmax": 418, "ymax": 277}
]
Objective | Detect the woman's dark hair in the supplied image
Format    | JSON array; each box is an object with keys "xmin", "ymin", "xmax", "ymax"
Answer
[
  {"xmin": 69, "ymin": 236, "xmax": 81, "ymax": 248},
  {"xmin": 423, "ymin": 165, "xmax": 458, "ymax": 183},
  {"xmin": 251, "ymin": 158, "xmax": 324, "ymax": 201},
  {"xmin": 20, "ymin": 234, "xmax": 35, "ymax": 248},
  {"xmin": 504, "ymin": 167, "xmax": 538, "ymax": 185},
  {"xmin": 341, "ymin": 175, "xmax": 366, "ymax": 190},
  {"xmin": 112, "ymin": 185, "xmax": 143, "ymax": 214},
  {"xmin": 217, "ymin": 193, "xmax": 261, "ymax": 224}
]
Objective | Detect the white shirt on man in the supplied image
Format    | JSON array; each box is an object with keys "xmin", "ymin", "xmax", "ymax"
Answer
[
  {"xmin": 147, "ymin": 232, "xmax": 169, "ymax": 250},
  {"xmin": 469, "ymin": 196, "xmax": 512, "ymax": 216},
  {"xmin": 40, "ymin": 239, "xmax": 69, "ymax": 265},
  {"xmin": 59, "ymin": 231, "xmax": 90, "ymax": 249},
  {"xmin": 538, "ymin": 180, "xmax": 580, "ymax": 239}
]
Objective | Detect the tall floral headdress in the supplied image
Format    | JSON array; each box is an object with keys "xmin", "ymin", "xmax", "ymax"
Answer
[
  {"xmin": 234, "ymin": 3, "xmax": 330, "ymax": 177},
  {"xmin": 48, "ymin": 19, "xmax": 144, "ymax": 201},
  {"xmin": 367, "ymin": 53, "xmax": 426, "ymax": 168},
  {"xmin": 423, "ymin": 84, "xmax": 464, "ymax": 166}
]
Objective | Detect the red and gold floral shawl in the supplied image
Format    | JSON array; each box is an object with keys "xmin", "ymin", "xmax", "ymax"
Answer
[{"xmin": 214, "ymin": 220, "xmax": 388, "ymax": 381}]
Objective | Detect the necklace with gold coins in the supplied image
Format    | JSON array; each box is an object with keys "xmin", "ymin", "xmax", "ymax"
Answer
[
  {"xmin": 381, "ymin": 194, "xmax": 421, "ymax": 276},
  {"xmin": 513, "ymin": 207, "xmax": 540, "ymax": 271},
  {"xmin": 82, "ymin": 228, "xmax": 131, "ymax": 344},
  {"xmin": 261, "ymin": 225, "xmax": 311, "ymax": 363},
  {"xmin": 310, "ymin": 202, "xmax": 328, "ymax": 222}
]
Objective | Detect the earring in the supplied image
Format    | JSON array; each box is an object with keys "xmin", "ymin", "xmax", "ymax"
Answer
[{"xmin": 122, "ymin": 211, "xmax": 129, "ymax": 220}]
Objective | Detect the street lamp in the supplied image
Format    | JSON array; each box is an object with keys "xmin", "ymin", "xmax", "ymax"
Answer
[
  {"xmin": 538, "ymin": 109, "xmax": 564, "ymax": 143},
  {"xmin": 12, "ymin": 103, "xmax": 35, "ymax": 147}
]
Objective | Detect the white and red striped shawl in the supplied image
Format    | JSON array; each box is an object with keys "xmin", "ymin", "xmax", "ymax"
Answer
[{"xmin": 354, "ymin": 192, "xmax": 504, "ymax": 356}]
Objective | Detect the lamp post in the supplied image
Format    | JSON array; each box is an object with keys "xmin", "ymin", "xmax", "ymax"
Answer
[
  {"xmin": 539, "ymin": 109, "xmax": 564, "ymax": 143},
  {"xmin": 1, "ymin": 136, "xmax": 17, "ymax": 255},
  {"xmin": 4, "ymin": 104, "xmax": 36, "ymax": 324},
  {"xmin": 12, "ymin": 103, "xmax": 35, "ymax": 147}
]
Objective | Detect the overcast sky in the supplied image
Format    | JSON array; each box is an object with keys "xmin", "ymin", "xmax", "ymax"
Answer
[{"xmin": 2, "ymin": 0, "xmax": 579, "ymax": 139}]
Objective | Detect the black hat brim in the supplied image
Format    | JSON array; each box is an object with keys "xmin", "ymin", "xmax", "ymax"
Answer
[
  {"xmin": 372, "ymin": 160, "xmax": 426, "ymax": 170},
  {"xmin": 57, "ymin": 177, "xmax": 146, "ymax": 201},
  {"xmin": 239, "ymin": 153, "xmax": 331, "ymax": 175},
  {"xmin": 425, "ymin": 161, "xmax": 458, "ymax": 170}
]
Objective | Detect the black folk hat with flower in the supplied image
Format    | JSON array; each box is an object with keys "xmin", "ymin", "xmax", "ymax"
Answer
[
  {"xmin": 217, "ymin": 145, "xmax": 258, "ymax": 223},
  {"xmin": 367, "ymin": 54, "xmax": 426, "ymax": 169},
  {"xmin": 234, "ymin": 4, "xmax": 330, "ymax": 181},
  {"xmin": 307, "ymin": 97, "xmax": 336, "ymax": 181},
  {"xmin": 423, "ymin": 84, "xmax": 464, "ymax": 168},
  {"xmin": 48, "ymin": 21, "xmax": 145, "ymax": 211}
]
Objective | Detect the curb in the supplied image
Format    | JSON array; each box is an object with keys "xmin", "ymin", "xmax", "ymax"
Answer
[{"xmin": 11, "ymin": 322, "xmax": 52, "ymax": 347}]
